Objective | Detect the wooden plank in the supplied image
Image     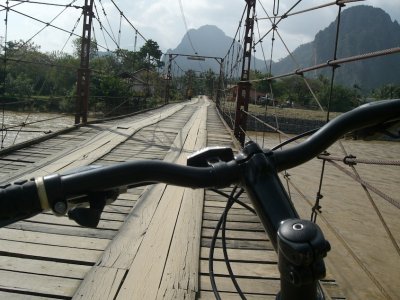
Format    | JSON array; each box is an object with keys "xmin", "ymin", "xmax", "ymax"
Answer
[
  {"xmin": 26, "ymin": 214, "xmax": 123, "ymax": 231},
  {"xmin": 156, "ymin": 98, "xmax": 208, "ymax": 299},
  {"xmin": 200, "ymin": 260, "xmax": 280, "ymax": 279},
  {"xmin": 7, "ymin": 222, "xmax": 116, "ymax": 239},
  {"xmin": 116, "ymin": 185, "xmax": 186, "ymax": 299},
  {"xmin": 203, "ymin": 206, "xmax": 255, "ymax": 216},
  {"xmin": 0, "ymin": 291, "xmax": 54, "ymax": 300},
  {"xmin": 198, "ymin": 291, "xmax": 276, "ymax": 300},
  {"xmin": 117, "ymin": 101, "xmax": 207, "ymax": 299},
  {"xmin": 74, "ymin": 98, "xmax": 207, "ymax": 299},
  {"xmin": 203, "ymin": 212, "xmax": 260, "ymax": 223},
  {"xmin": 0, "ymin": 239, "xmax": 101, "ymax": 264},
  {"xmin": 0, "ymin": 227, "xmax": 109, "ymax": 250},
  {"xmin": 199, "ymin": 275, "xmax": 280, "ymax": 295},
  {"xmin": 203, "ymin": 220, "xmax": 265, "ymax": 231},
  {"xmin": 155, "ymin": 188, "xmax": 204, "ymax": 299},
  {"xmin": 201, "ymin": 238, "xmax": 273, "ymax": 251},
  {"xmin": 73, "ymin": 266, "xmax": 126, "ymax": 300},
  {"xmin": 0, "ymin": 256, "xmax": 90, "ymax": 279},
  {"xmin": 200, "ymin": 247, "xmax": 277, "ymax": 263},
  {"xmin": 202, "ymin": 228, "xmax": 268, "ymax": 240},
  {"xmin": 0, "ymin": 269, "xmax": 79, "ymax": 297}
]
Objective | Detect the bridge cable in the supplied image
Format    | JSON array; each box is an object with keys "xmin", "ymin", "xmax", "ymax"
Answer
[
  {"xmin": 93, "ymin": 2, "xmax": 119, "ymax": 49},
  {"xmin": 98, "ymin": 0, "xmax": 118, "ymax": 48},
  {"xmin": 61, "ymin": 13, "xmax": 83, "ymax": 52},
  {"xmin": 108, "ymin": 0, "xmax": 147, "ymax": 42},
  {"xmin": 311, "ymin": 2, "xmax": 344, "ymax": 223},
  {"xmin": 254, "ymin": 0, "xmax": 303, "ymax": 47},
  {"xmin": 1, "ymin": 0, "xmax": 10, "ymax": 148},
  {"xmin": 9, "ymin": 0, "xmax": 83, "ymax": 9}
]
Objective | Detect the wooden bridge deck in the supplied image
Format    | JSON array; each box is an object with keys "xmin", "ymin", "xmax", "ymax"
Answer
[{"xmin": 0, "ymin": 97, "xmax": 345, "ymax": 299}]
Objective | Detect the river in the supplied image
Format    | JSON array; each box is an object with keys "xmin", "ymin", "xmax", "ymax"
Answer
[
  {"xmin": 250, "ymin": 131, "xmax": 399, "ymax": 299},
  {"xmin": 0, "ymin": 111, "xmax": 74, "ymax": 149}
]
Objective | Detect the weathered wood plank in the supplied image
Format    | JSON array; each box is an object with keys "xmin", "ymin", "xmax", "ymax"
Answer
[
  {"xmin": 0, "ymin": 239, "xmax": 101, "ymax": 264},
  {"xmin": 116, "ymin": 185, "xmax": 187, "ymax": 299},
  {"xmin": 198, "ymin": 291, "xmax": 276, "ymax": 300},
  {"xmin": 202, "ymin": 228, "xmax": 268, "ymax": 240},
  {"xmin": 73, "ymin": 266, "xmax": 126, "ymax": 300},
  {"xmin": 201, "ymin": 237, "xmax": 273, "ymax": 251},
  {"xmin": 0, "ymin": 227, "xmax": 109, "ymax": 250},
  {"xmin": 199, "ymin": 275, "xmax": 280, "ymax": 295},
  {"xmin": 0, "ymin": 256, "xmax": 90, "ymax": 279},
  {"xmin": 200, "ymin": 247, "xmax": 277, "ymax": 263},
  {"xmin": 74, "ymin": 98, "xmax": 208, "ymax": 299},
  {"xmin": 117, "ymin": 103, "xmax": 207, "ymax": 299},
  {"xmin": 7, "ymin": 222, "xmax": 116, "ymax": 239},
  {"xmin": 0, "ymin": 269, "xmax": 80, "ymax": 297},
  {"xmin": 200, "ymin": 260, "xmax": 280, "ymax": 279},
  {"xmin": 155, "ymin": 188, "xmax": 204, "ymax": 299}
]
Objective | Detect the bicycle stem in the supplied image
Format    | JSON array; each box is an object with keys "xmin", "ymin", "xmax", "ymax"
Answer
[{"xmin": 240, "ymin": 141, "xmax": 330, "ymax": 300}]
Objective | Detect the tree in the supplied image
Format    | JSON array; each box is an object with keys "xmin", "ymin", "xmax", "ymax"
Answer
[
  {"xmin": 72, "ymin": 37, "xmax": 99, "ymax": 59},
  {"xmin": 203, "ymin": 69, "xmax": 216, "ymax": 98},
  {"xmin": 371, "ymin": 84, "xmax": 400, "ymax": 99}
]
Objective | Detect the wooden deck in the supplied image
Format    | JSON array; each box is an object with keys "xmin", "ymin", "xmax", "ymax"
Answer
[{"xmin": 0, "ymin": 97, "xmax": 345, "ymax": 299}]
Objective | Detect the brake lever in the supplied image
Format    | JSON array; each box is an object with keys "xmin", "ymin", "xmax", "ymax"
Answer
[{"xmin": 68, "ymin": 189, "xmax": 120, "ymax": 228}]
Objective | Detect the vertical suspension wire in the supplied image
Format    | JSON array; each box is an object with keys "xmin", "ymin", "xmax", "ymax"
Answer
[
  {"xmin": 311, "ymin": 2, "xmax": 344, "ymax": 223},
  {"xmin": 93, "ymin": 2, "xmax": 110, "ymax": 51},
  {"xmin": 61, "ymin": 13, "xmax": 83, "ymax": 52},
  {"xmin": 117, "ymin": 12, "xmax": 123, "ymax": 48},
  {"xmin": 134, "ymin": 30, "xmax": 138, "ymax": 52},
  {"xmin": 98, "ymin": 0, "xmax": 117, "ymax": 45},
  {"xmin": 1, "ymin": 0, "xmax": 10, "ymax": 149}
]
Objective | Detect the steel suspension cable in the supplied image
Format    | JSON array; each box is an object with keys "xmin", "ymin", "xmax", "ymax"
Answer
[
  {"xmin": 108, "ymin": 0, "xmax": 147, "ymax": 42},
  {"xmin": 286, "ymin": 177, "xmax": 393, "ymax": 299},
  {"xmin": 9, "ymin": 0, "xmax": 82, "ymax": 9},
  {"xmin": 257, "ymin": 0, "xmax": 363, "ymax": 20},
  {"xmin": 311, "ymin": 2, "xmax": 344, "ymax": 223},
  {"xmin": 61, "ymin": 13, "xmax": 83, "ymax": 52},
  {"xmin": 19, "ymin": 0, "xmax": 79, "ymax": 49},
  {"xmin": 98, "ymin": 0, "xmax": 118, "ymax": 47},
  {"xmin": 254, "ymin": 0, "xmax": 303, "ymax": 47}
]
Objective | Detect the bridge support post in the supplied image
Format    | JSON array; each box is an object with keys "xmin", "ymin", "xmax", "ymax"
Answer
[
  {"xmin": 216, "ymin": 58, "xmax": 224, "ymax": 109},
  {"xmin": 164, "ymin": 54, "xmax": 173, "ymax": 104},
  {"xmin": 75, "ymin": 0, "xmax": 94, "ymax": 124},
  {"xmin": 234, "ymin": 0, "xmax": 256, "ymax": 146}
]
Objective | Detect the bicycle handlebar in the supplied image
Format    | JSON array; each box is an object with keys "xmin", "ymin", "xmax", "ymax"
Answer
[
  {"xmin": 273, "ymin": 99, "xmax": 400, "ymax": 171},
  {"xmin": 0, "ymin": 99, "xmax": 399, "ymax": 226}
]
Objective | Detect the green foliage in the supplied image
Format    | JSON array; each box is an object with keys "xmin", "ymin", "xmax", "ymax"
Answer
[
  {"xmin": 72, "ymin": 37, "xmax": 99, "ymax": 59},
  {"xmin": 371, "ymin": 84, "xmax": 400, "ymax": 99},
  {"xmin": 0, "ymin": 38, "xmax": 166, "ymax": 114},
  {"xmin": 248, "ymin": 71, "xmax": 364, "ymax": 112},
  {"xmin": 5, "ymin": 73, "xmax": 34, "ymax": 97}
]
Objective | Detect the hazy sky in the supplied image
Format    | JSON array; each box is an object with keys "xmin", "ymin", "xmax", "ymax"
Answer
[{"xmin": 0, "ymin": 0, "xmax": 399, "ymax": 61}]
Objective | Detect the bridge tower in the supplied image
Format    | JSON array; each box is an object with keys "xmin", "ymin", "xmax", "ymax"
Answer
[
  {"xmin": 234, "ymin": 0, "xmax": 256, "ymax": 146},
  {"xmin": 75, "ymin": 0, "xmax": 94, "ymax": 124}
]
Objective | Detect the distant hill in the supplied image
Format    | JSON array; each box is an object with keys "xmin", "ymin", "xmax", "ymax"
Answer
[
  {"xmin": 166, "ymin": 6, "xmax": 399, "ymax": 91},
  {"xmin": 272, "ymin": 5, "xmax": 400, "ymax": 91},
  {"xmin": 164, "ymin": 25, "xmax": 266, "ymax": 73}
]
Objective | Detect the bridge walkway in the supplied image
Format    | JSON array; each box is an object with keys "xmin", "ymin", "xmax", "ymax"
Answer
[{"xmin": 0, "ymin": 97, "xmax": 343, "ymax": 299}]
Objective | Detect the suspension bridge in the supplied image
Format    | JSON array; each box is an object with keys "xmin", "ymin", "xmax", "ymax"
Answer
[{"xmin": 0, "ymin": 0, "xmax": 399, "ymax": 299}]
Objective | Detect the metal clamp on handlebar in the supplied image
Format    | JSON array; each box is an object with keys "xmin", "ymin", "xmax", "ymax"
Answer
[
  {"xmin": 187, "ymin": 146, "xmax": 234, "ymax": 167},
  {"xmin": 38, "ymin": 165, "xmax": 122, "ymax": 228},
  {"xmin": 41, "ymin": 174, "xmax": 68, "ymax": 216}
]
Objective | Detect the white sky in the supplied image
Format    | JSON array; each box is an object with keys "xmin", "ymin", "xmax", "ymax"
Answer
[{"xmin": 0, "ymin": 0, "xmax": 399, "ymax": 61}]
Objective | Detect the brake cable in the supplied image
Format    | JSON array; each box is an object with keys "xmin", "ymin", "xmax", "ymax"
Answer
[{"xmin": 209, "ymin": 186, "xmax": 257, "ymax": 299}]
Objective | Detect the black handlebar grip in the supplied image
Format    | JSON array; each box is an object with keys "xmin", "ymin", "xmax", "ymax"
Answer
[{"xmin": 0, "ymin": 179, "xmax": 42, "ymax": 226}]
